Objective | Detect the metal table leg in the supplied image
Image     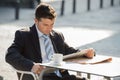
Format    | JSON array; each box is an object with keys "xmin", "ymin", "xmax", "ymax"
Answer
[
  {"xmin": 87, "ymin": 73, "xmax": 91, "ymax": 79},
  {"xmin": 104, "ymin": 76, "xmax": 113, "ymax": 80}
]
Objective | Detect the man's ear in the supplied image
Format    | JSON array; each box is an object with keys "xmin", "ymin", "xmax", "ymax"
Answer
[{"xmin": 34, "ymin": 18, "xmax": 39, "ymax": 24}]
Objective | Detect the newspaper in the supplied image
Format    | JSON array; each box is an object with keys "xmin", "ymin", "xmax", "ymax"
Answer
[
  {"xmin": 63, "ymin": 52, "xmax": 112, "ymax": 65},
  {"xmin": 63, "ymin": 51, "xmax": 86, "ymax": 61}
]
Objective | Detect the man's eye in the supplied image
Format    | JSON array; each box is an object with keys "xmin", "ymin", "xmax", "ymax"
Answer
[{"xmin": 43, "ymin": 24, "xmax": 48, "ymax": 26}]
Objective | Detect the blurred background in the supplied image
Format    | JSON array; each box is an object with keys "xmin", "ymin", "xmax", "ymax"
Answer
[{"xmin": 0, "ymin": 0, "xmax": 120, "ymax": 80}]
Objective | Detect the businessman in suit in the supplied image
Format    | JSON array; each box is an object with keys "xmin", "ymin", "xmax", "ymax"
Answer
[{"xmin": 5, "ymin": 3, "xmax": 95, "ymax": 80}]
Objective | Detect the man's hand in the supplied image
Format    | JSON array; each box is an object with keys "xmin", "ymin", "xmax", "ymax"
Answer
[
  {"xmin": 31, "ymin": 63, "xmax": 46, "ymax": 74},
  {"xmin": 81, "ymin": 48, "xmax": 95, "ymax": 59}
]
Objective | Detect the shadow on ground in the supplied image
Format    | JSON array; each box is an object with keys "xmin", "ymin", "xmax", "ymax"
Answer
[{"xmin": 78, "ymin": 32, "xmax": 120, "ymax": 57}]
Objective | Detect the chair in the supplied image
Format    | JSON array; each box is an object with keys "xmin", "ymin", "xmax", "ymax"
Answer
[
  {"xmin": 13, "ymin": 68, "xmax": 39, "ymax": 80},
  {"xmin": 11, "ymin": 66, "xmax": 56, "ymax": 80}
]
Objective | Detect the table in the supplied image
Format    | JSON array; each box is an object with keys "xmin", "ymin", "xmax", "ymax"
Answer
[{"xmin": 40, "ymin": 55, "xmax": 120, "ymax": 80}]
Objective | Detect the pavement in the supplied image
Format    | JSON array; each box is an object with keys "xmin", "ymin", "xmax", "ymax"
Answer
[{"xmin": 0, "ymin": 0, "xmax": 120, "ymax": 80}]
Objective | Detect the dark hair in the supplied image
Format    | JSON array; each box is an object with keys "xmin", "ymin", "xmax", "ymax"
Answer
[{"xmin": 35, "ymin": 3, "xmax": 57, "ymax": 20}]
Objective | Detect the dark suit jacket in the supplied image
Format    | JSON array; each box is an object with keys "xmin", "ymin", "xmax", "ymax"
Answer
[{"xmin": 5, "ymin": 24, "xmax": 78, "ymax": 80}]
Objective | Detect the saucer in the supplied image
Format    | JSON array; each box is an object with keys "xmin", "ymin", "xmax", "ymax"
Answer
[{"xmin": 49, "ymin": 61, "xmax": 65, "ymax": 66}]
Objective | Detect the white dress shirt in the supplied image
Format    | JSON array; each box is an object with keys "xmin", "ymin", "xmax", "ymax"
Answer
[{"xmin": 35, "ymin": 25, "xmax": 62, "ymax": 77}]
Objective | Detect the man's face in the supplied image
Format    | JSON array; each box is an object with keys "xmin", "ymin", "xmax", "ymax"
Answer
[{"xmin": 35, "ymin": 18, "xmax": 55, "ymax": 35}]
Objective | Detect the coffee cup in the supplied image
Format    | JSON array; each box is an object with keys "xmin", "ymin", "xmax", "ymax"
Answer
[{"xmin": 52, "ymin": 53, "xmax": 63, "ymax": 66}]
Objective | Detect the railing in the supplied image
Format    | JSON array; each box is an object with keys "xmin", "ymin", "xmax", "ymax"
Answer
[
  {"xmin": 0, "ymin": 0, "xmax": 20, "ymax": 20},
  {"xmin": 1, "ymin": 0, "xmax": 118, "ymax": 20},
  {"xmin": 60, "ymin": 0, "xmax": 119, "ymax": 16}
]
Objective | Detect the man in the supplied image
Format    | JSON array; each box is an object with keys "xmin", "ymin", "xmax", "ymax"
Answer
[{"xmin": 5, "ymin": 3, "xmax": 95, "ymax": 80}]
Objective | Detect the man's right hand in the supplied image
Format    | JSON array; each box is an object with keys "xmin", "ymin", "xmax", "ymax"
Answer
[
  {"xmin": 31, "ymin": 63, "xmax": 46, "ymax": 74},
  {"xmin": 81, "ymin": 48, "xmax": 95, "ymax": 59}
]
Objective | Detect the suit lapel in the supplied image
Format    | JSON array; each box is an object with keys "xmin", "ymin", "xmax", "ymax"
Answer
[
  {"xmin": 50, "ymin": 31, "xmax": 58, "ymax": 53},
  {"xmin": 30, "ymin": 25, "xmax": 41, "ymax": 56},
  {"xmin": 30, "ymin": 26, "xmax": 58, "ymax": 57}
]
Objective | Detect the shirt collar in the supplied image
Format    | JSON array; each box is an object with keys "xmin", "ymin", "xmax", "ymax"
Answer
[{"xmin": 35, "ymin": 25, "xmax": 43, "ymax": 38}]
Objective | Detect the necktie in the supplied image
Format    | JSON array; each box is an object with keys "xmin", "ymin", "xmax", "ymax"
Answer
[
  {"xmin": 42, "ymin": 35, "xmax": 53, "ymax": 60},
  {"xmin": 42, "ymin": 35, "xmax": 62, "ymax": 77}
]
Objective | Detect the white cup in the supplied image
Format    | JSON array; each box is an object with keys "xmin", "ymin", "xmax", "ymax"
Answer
[{"xmin": 52, "ymin": 53, "xmax": 63, "ymax": 66}]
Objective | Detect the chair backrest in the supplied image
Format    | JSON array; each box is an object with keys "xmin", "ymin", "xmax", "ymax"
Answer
[
  {"xmin": 11, "ymin": 65, "xmax": 56, "ymax": 80},
  {"xmin": 11, "ymin": 66, "xmax": 39, "ymax": 80}
]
